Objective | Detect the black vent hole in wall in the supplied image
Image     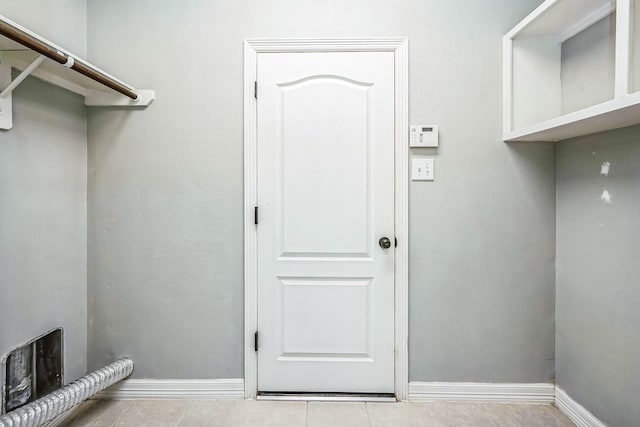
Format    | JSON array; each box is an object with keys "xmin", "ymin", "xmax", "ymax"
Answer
[{"xmin": 1, "ymin": 328, "xmax": 63, "ymax": 414}]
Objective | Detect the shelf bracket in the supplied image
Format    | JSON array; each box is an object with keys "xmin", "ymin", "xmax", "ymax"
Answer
[
  {"xmin": 0, "ymin": 54, "xmax": 45, "ymax": 98},
  {"xmin": 0, "ymin": 54, "xmax": 46, "ymax": 130}
]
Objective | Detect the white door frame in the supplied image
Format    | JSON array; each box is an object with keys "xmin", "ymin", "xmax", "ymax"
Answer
[{"xmin": 243, "ymin": 38, "xmax": 409, "ymax": 400}]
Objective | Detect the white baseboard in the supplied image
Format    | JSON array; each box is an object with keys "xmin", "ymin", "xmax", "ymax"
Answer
[
  {"xmin": 408, "ymin": 382, "xmax": 555, "ymax": 404},
  {"xmin": 92, "ymin": 378, "xmax": 604, "ymax": 427},
  {"xmin": 96, "ymin": 379, "xmax": 245, "ymax": 400},
  {"xmin": 555, "ymin": 387, "xmax": 606, "ymax": 427}
]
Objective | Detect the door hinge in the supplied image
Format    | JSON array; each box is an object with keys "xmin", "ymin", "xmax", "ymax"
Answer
[
  {"xmin": 254, "ymin": 206, "xmax": 258, "ymax": 225},
  {"xmin": 254, "ymin": 81, "xmax": 257, "ymax": 99},
  {"xmin": 395, "ymin": 237, "xmax": 398, "ymax": 248},
  {"xmin": 254, "ymin": 331, "xmax": 259, "ymax": 351}
]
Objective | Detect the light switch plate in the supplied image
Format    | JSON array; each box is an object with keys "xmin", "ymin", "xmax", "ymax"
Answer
[
  {"xmin": 410, "ymin": 125, "xmax": 438, "ymax": 147},
  {"xmin": 412, "ymin": 158, "xmax": 434, "ymax": 181}
]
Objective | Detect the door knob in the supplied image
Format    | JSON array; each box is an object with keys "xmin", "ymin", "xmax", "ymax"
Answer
[{"xmin": 379, "ymin": 237, "xmax": 392, "ymax": 249}]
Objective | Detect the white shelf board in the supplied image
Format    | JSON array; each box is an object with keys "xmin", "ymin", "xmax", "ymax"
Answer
[
  {"xmin": 0, "ymin": 13, "xmax": 154, "ymax": 111},
  {"xmin": 0, "ymin": 50, "xmax": 154, "ymax": 112},
  {"xmin": 503, "ymin": 0, "xmax": 638, "ymax": 142},
  {"xmin": 504, "ymin": 92, "xmax": 640, "ymax": 141},
  {"xmin": 508, "ymin": 0, "xmax": 615, "ymax": 40},
  {"xmin": 0, "ymin": 36, "xmax": 23, "ymax": 51},
  {"xmin": 2, "ymin": 50, "xmax": 120, "ymax": 94}
]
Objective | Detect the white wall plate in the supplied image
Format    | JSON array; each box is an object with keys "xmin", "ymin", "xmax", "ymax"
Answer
[{"xmin": 410, "ymin": 125, "xmax": 438, "ymax": 147}]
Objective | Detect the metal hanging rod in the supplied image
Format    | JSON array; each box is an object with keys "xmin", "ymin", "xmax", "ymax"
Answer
[{"xmin": 0, "ymin": 17, "xmax": 138, "ymax": 100}]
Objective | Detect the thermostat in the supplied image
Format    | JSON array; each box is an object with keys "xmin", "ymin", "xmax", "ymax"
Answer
[{"xmin": 410, "ymin": 125, "xmax": 439, "ymax": 147}]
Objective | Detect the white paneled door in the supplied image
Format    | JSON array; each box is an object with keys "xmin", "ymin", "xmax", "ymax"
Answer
[{"xmin": 256, "ymin": 52, "xmax": 395, "ymax": 393}]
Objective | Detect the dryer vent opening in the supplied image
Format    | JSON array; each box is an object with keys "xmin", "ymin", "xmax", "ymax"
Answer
[{"xmin": 2, "ymin": 328, "xmax": 62, "ymax": 414}]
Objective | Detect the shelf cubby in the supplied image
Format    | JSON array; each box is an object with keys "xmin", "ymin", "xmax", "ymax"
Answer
[{"xmin": 503, "ymin": 0, "xmax": 640, "ymax": 142}]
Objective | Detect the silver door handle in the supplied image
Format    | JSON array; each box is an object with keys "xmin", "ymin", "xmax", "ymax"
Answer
[{"xmin": 379, "ymin": 237, "xmax": 392, "ymax": 249}]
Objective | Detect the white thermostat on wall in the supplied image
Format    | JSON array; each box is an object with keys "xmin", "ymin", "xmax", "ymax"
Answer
[{"xmin": 410, "ymin": 125, "xmax": 439, "ymax": 147}]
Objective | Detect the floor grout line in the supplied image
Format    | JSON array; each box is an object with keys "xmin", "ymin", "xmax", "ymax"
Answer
[
  {"xmin": 174, "ymin": 406, "xmax": 188, "ymax": 427},
  {"xmin": 304, "ymin": 401, "xmax": 309, "ymax": 427},
  {"xmin": 108, "ymin": 405, "xmax": 128, "ymax": 427},
  {"xmin": 364, "ymin": 402, "xmax": 373, "ymax": 427},
  {"xmin": 543, "ymin": 404, "xmax": 571, "ymax": 427}
]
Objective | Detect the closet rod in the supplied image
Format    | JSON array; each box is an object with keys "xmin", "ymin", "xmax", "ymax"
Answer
[{"xmin": 0, "ymin": 19, "xmax": 138, "ymax": 100}]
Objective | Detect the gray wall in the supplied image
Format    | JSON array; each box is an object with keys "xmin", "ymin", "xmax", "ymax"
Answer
[
  {"xmin": 561, "ymin": 13, "xmax": 616, "ymax": 115},
  {"xmin": 0, "ymin": 0, "xmax": 86, "ymax": 54},
  {"xmin": 86, "ymin": 0, "xmax": 555, "ymax": 381},
  {"xmin": 0, "ymin": 0, "xmax": 88, "ymax": 385},
  {"xmin": 556, "ymin": 124, "xmax": 640, "ymax": 427}
]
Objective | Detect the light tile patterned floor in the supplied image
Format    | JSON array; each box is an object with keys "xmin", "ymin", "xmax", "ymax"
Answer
[{"xmin": 60, "ymin": 399, "xmax": 576, "ymax": 427}]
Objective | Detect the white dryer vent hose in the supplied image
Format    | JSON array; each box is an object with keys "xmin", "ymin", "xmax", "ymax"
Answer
[{"xmin": 0, "ymin": 357, "xmax": 133, "ymax": 427}]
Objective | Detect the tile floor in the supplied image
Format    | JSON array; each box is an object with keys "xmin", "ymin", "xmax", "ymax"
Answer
[{"xmin": 60, "ymin": 399, "xmax": 576, "ymax": 427}]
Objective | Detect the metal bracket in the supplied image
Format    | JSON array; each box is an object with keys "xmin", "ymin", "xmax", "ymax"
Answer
[
  {"xmin": 0, "ymin": 54, "xmax": 46, "ymax": 130},
  {"xmin": 0, "ymin": 54, "xmax": 45, "ymax": 98}
]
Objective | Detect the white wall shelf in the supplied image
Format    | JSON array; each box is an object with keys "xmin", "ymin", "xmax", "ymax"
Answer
[
  {"xmin": 503, "ymin": 0, "xmax": 639, "ymax": 142},
  {"xmin": 0, "ymin": 14, "xmax": 154, "ymax": 130}
]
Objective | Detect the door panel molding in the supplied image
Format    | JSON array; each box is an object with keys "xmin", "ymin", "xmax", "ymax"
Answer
[{"xmin": 244, "ymin": 38, "xmax": 408, "ymax": 400}]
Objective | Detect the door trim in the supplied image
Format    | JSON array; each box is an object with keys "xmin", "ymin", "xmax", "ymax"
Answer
[{"xmin": 243, "ymin": 38, "xmax": 409, "ymax": 400}]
